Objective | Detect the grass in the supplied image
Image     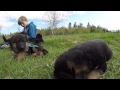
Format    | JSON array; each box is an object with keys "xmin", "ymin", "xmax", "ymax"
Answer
[{"xmin": 0, "ymin": 32, "xmax": 120, "ymax": 79}]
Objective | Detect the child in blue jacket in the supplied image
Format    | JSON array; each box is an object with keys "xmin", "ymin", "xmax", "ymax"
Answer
[
  {"xmin": 18, "ymin": 16, "xmax": 38, "ymax": 54},
  {"xmin": 18, "ymin": 16, "xmax": 37, "ymax": 39}
]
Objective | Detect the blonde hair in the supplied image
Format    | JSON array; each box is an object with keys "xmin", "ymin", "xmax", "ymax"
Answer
[{"xmin": 18, "ymin": 16, "xmax": 28, "ymax": 25}]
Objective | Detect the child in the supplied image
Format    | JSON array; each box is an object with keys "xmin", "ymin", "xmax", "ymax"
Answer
[
  {"xmin": 18, "ymin": 16, "xmax": 38, "ymax": 54},
  {"xmin": 18, "ymin": 16, "xmax": 37, "ymax": 39}
]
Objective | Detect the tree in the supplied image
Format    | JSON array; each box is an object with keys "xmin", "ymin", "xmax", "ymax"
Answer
[
  {"xmin": 87, "ymin": 22, "xmax": 91, "ymax": 28},
  {"xmin": 78, "ymin": 23, "xmax": 83, "ymax": 28},
  {"xmin": 90, "ymin": 25, "xmax": 96, "ymax": 32},
  {"xmin": 44, "ymin": 11, "xmax": 64, "ymax": 35},
  {"xmin": 68, "ymin": 22, "xmax": 72, "ymax": 29},
  {"xmin": 73, "ymin": 22, "xmax": 77, "ymax": 28}
]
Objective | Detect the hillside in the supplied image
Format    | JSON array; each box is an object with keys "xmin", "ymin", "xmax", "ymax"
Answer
[{"xmin": 0, "ymin": 32, "xmax": 119, "ymax": 79}]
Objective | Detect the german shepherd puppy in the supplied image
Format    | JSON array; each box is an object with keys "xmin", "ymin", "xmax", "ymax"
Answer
[
  {"xmin": 20, "ymin": 32, "xmax": 44, "ymax": 45},
  {"xmin": 2, "ymin": 34, "xmax": 28, "ymax": 60},
  {"xmin": 2, "ymin": 33, "xmax": 48, "ymax": 60},
  {"xmin": 27, "ymin": 43, "xmax": 48, "ymax": 57},
  {"xmin": 54, "ymin": 40, "xmax": 112, "ymax": 79}
]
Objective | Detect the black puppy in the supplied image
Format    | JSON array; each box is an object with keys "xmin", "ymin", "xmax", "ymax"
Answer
[
  {"xmin": 3, "ymin": 33, "xmax": 48, "ymax": 59},
  {"xmin": 26, "ymin": 42, "xmax": 48, "ymax": 57},
  {"xmin": 20, "ymin": 32, "xmax": 44, "ymax": 45},
  {"xmin": 2, "ymin": 34, "xmax": 28, "ymax": 60},
  {"xmin": 36, "ymin": 33, "xmax": 44, "ymax": 44},
  {"xmin": 54, "ymin": 39, "xmax": 112, "ymax": 79}
]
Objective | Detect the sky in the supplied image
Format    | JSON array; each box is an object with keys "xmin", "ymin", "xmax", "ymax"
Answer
[{"xmin": 0, "ymin": 11, "xmax": 120, "ymax": 35}]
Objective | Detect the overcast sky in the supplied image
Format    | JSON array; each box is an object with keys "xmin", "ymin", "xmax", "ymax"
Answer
[{"xmin": 0, "ymin": 11, "xmax": 120, "ymax": 35}]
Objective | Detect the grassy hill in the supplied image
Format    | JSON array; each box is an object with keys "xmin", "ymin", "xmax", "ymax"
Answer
[{"xmin": 0, "ymin": 32, "xmax": 119, "ymax": 79}]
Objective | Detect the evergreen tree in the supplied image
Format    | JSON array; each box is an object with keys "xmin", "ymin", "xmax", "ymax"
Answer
[
  {"xmin": 73, "ymin": 22, "xmax": 77, "ymax": 28},
  {"xmin": 78, "ymin": 23, "xmax": 83, "ymax": 28},
  {"xmin": 68, "ymin": 22, "xmax": 72, "ymax": 29},
  {"xmin": 87, "ymin": 22, "xmax": 91, "ymax": 28}
]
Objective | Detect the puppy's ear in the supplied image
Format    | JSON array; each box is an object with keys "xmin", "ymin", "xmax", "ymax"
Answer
[
  {"xmin": 37, "ymin": 33, "xmax": 42, "ymax": 38},
  {"xmin": 2, "ymin": 35, "xmax": 8, "ymax": 42}
]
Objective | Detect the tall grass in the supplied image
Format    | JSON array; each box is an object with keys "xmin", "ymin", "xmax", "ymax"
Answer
[{"xmin": 0, "ymin": 32, "xmax": 120, "ymax": 79}]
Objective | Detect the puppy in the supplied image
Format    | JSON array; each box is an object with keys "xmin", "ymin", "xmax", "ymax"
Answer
[
  {"xmin": 3, "ymin": 34, "xmax": 48, "ymax": 59},
  {"xmin": 19, "ymin": 32, "xmax": 44, "ymax": 44},
  {"xmin": 27, "ymin": 44, "xmax": 48, "ymax": 57},
  {"xmin": 2, "ymin": 34, "xmax": 28, "ymax": 60},
  {"xmin": 54, "ymin": 39, "xmax": 112, "ymax": 79}
]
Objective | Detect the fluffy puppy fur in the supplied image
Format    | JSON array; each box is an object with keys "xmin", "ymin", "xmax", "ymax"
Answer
[
  {"xmin": 54, "ymin": 39, "xmax": 113, "ymax": 79},
  {"xmin": 19, "ymin": 32, "xmax": 44, "ymax": 44},
  {"xmin": 2, "ymin": 34, "xmax": 28, "ymax": 60},
  {"xmin": 2, "ymin": 33, "xmax": 48, "ymax": 60},
  {"xmin": 27, "ymin": 44, "xmax": 48, "ymax": 57}
]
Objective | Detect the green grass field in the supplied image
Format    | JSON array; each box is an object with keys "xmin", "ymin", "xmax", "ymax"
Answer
[{"xmin": 0, "ymin": 32, "xmax": 120, "ymax": 79}]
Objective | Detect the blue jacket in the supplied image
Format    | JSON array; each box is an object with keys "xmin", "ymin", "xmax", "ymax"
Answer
[{"xmin": 23, "ymin": 22, "xmax": 37, "ymax": 38}]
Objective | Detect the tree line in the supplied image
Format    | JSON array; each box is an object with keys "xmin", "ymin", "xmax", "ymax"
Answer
[
  {"xmin": 0, "ymin": 11, "xmax": 120, "ymax": 37},
  {"xmin": 36, "ymin": 21, "xmax": 111, "ymax": 36}
]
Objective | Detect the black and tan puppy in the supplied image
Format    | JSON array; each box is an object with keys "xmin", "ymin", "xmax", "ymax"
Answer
[
  {"xmin": 27, "ymin": 43, "xmax": 48, "ymax": 57},
  {"xmin": 36, "ymin": 33, "xmax": 44, "ymax": 44},
  {"xmin": 54, "ymin": 40, "xmax": 112, "ymax": 79},
  {"xmin": 2, "ymin": 34, "xmax": 28, "ymax": 60},
  {"xmin": 20, "ymin": 32, "xmax": 44, "ymax": 45},
  {"xmin": 2, "ymin": 33, "xmax": 48, "ymax": 60}
]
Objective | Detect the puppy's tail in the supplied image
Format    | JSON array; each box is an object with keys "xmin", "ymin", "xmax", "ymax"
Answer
[{"xmin": 2, "ymin": 35, "xmax": 8, "ymax": 42}]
